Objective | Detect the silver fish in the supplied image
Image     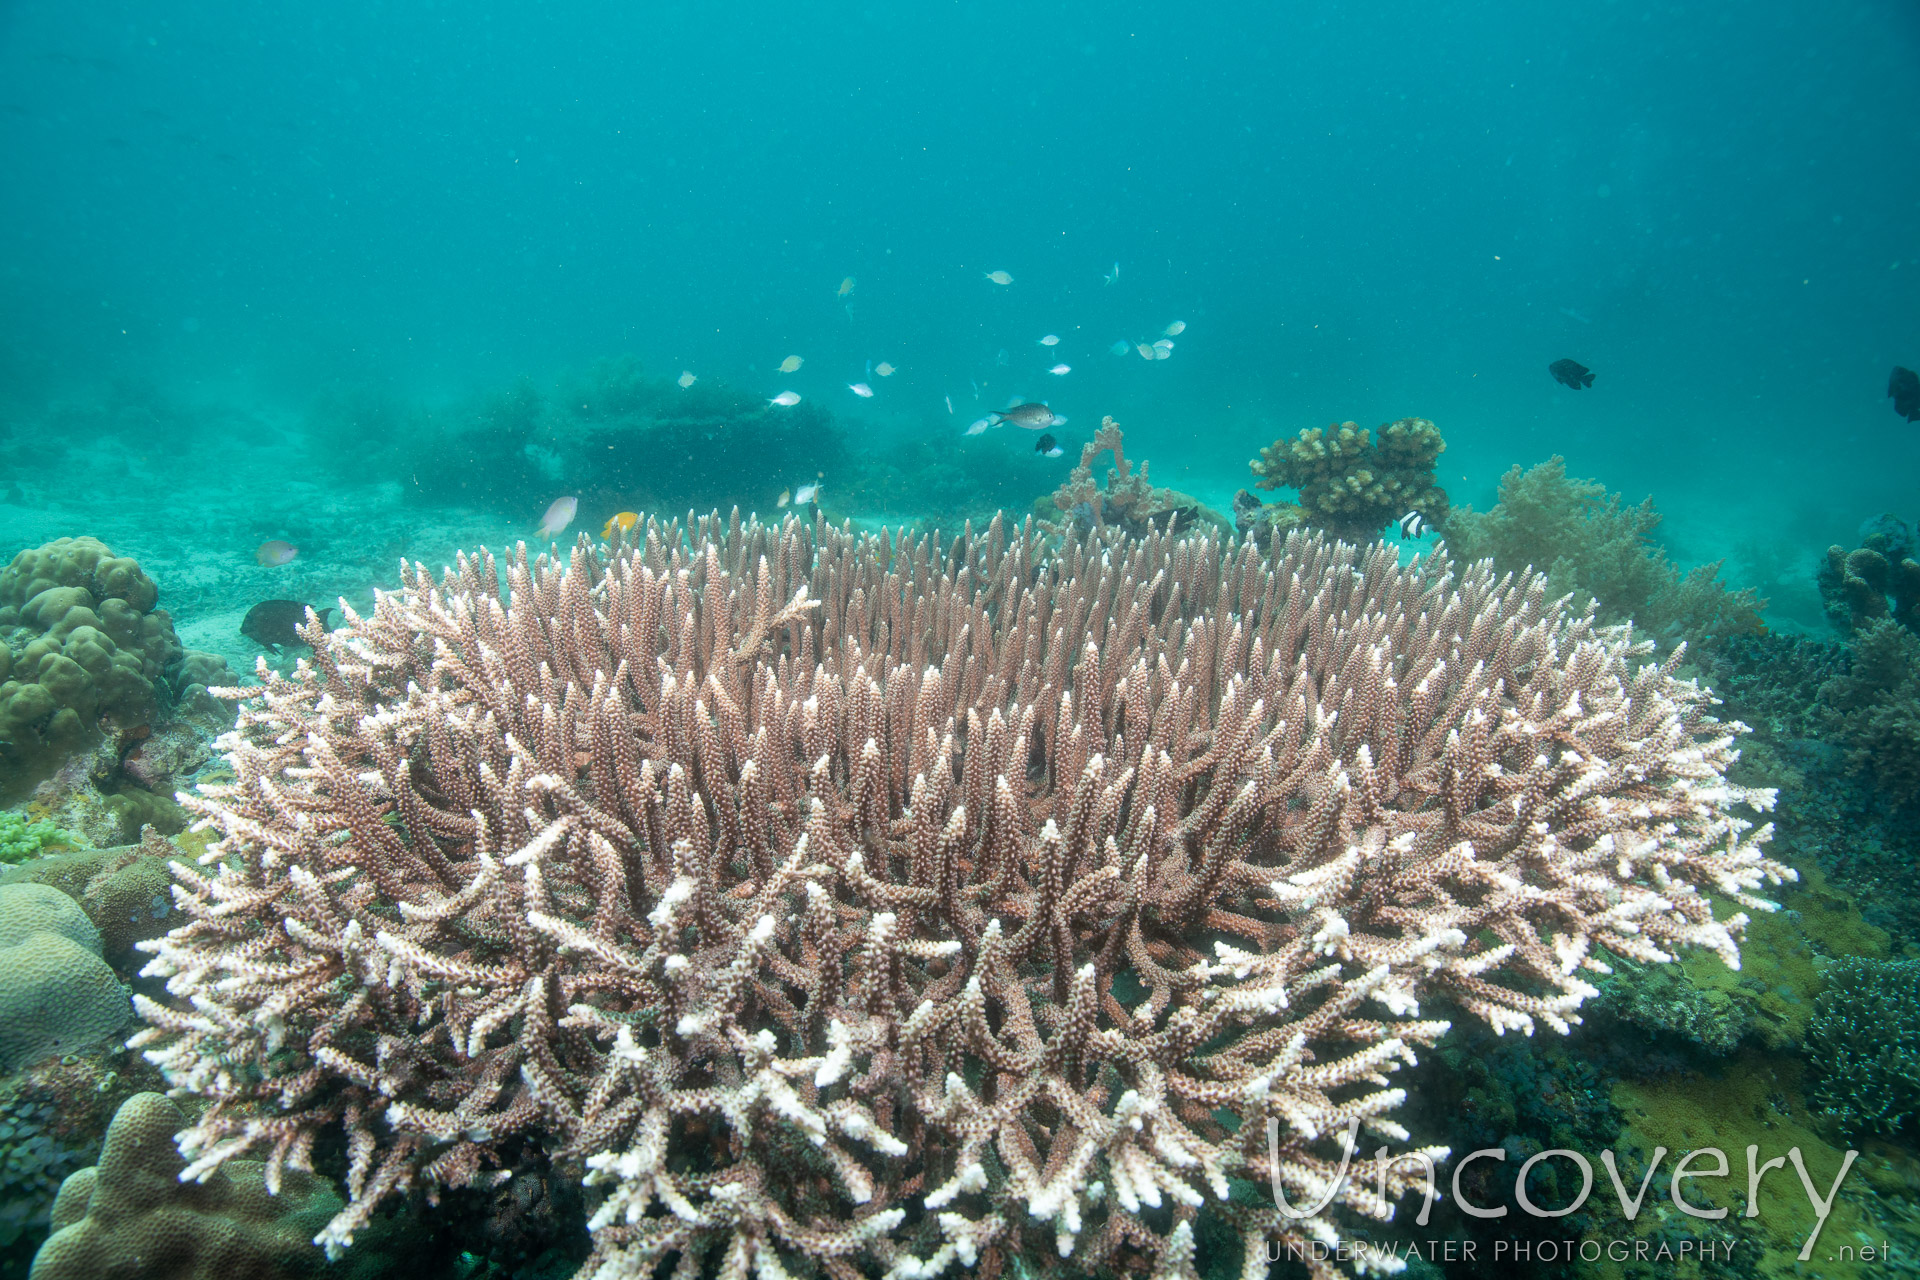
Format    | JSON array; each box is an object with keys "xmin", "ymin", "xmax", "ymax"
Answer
[{"xmin": 993, "ymin": 402, "xmax": 1061, "ymax": 430}]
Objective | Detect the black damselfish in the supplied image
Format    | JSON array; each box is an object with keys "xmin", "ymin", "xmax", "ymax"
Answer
[
  {"xmin": 1549, "ymin": 358, "xmax": 1595, "ymax": 390},
  {"xmin": 1890, "ymin": 366, "xmax": 1920, "ymax": 423},
  {"xmin": 241, "ymin": 600, "xmax": 332, "ymax": 652}
]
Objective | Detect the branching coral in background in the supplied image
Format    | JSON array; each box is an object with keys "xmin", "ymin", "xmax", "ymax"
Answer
[
  {"xmin": 1045, "ymin": 417, "xmax": 1224, "ymax": 537},
  {"xmin": 1806, "ymin": 955, "xmax": 1920, "ymax": 1138},
  {"xmin": 1250, "ymin": 418, "xmax": 1449, "ymax": 541},
  {"xmin": 133, "ymin": 514, "xmax": 1787, "ymax": 1280},
  {"xmin": 1815, "ymin": 619, "xmax": 1920, "ymax": 809},
  {"xmin": 1443, "ymin": 457, "xmax": 1766, "ymax": 647}
]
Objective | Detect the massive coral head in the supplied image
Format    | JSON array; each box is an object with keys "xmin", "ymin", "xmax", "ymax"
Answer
[{"xmin": 132, "ymin": 513, "xmax": 1788, "ymax": 1280}]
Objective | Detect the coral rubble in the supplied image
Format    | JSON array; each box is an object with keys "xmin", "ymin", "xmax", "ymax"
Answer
[
  {"xmin": 132, "ymin": 515, "xmax": 1787, "ymax": 1278},
  {"xmin": 1443, "ymin": 457, "xmax": 1766, "ymax": 647},
  {"xmin": 1249, "ymin": 417, "xmax": 1448, "ymax": 541}
]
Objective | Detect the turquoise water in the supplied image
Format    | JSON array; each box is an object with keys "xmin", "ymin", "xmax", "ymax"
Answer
[
  {"xmin": 4, "ymin": 0, "xmax": 1917, "ymax": 648},
  {"xmin": 3, "ymin": 2, "xmax": 1920, "ymax": 1277}
]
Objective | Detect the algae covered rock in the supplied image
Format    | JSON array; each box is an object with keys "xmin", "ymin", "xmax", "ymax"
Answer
[{"xmin": 1816, "ymin": 515, "xmax": 1920, "ymax": 636}]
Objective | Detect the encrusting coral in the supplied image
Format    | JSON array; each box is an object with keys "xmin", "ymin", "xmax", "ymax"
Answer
[
  {"xmin": 1044, "ymin": 417, "xmax": 1224, "ymax": 538},
  {"xmin": 1249, "ymin": 418, "xmax": 1449, "ymax": 541},
  {"xmin": 131, "ymin": 514, "xmax": 1789, "ymax": 1280},
  {"xmin": 1443, "ymin": 457, "xmax": 1766, "ymax": 647}
]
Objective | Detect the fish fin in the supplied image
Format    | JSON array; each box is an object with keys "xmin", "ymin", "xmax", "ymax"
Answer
[{"xmin": 1583, "ymin": 373, "xmax": 1595, "ymax": 387}]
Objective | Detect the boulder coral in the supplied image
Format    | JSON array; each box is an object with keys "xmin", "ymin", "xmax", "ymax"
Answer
[
  {"xmin": 1249, "ymin": 416, "xmax": 1449, "ymax": 541},
  {"xmin": 1816, "ymin": 518, "xmax": 1920, "ymax": 636},
  {"xmin": 0, "ymin": 538, "xmax": 181, "ymax": 783},
  {"xmin": 0, "ymin": 538, "xmax": 237, "ymax": 829},
  {"xmin": 30, "ymin": 1093, "xmax": 349, "ymax": 1280},
  {"xmin": 0, "ymin": 882, "xmax": 129, "ymax": 1073}
]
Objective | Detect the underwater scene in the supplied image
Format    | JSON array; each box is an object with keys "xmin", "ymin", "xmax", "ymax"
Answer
[{"xmin": 1, "ymin": 1, "xmax": 1918, "ymax": 1277}]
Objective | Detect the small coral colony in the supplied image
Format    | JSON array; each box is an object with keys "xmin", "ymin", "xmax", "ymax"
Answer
[{"xmin": 2, "ymin": 311, "xmax": 1920, "ymax": 1280}]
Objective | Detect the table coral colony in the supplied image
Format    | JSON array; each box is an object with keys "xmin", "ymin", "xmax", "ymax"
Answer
[{"xmin": 129, "ymin": 513, "xmax": 1790, "ymax": 1280}]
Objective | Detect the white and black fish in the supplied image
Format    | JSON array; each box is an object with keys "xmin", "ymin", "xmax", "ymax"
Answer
[
  {"xmin": 1397, "ymin": 510, "xmax": 1431, "ymax": 539},
  {"xmin": 1034, "ymin": 432, "xmax": 1064, "ymax": 458}
]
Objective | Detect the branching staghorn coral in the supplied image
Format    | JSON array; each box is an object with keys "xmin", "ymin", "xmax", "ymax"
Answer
[
  {"xmin": 1046, "ymin": 417, "xmax": 1220, "ymax": 538},
  {"xmin": 131, "ymin": 514, "xmax": 1789, "ymax": 1280}
]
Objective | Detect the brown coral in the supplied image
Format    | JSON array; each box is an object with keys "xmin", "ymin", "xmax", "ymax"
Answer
[
  {"xmin": 1047, "ymin": 417, "xmax": 1223, "ymax": 537},
  {"xmin": 127, "ymin": 513, "xmax": 1789, "ymax": 1280},
  {"xmin": 1250, "ymin": 417, "xmax": 1449, "ymax": 541},
  {"xmin": 1818, "ymin": 543, "xmax": 1920, "ymax": 636}
]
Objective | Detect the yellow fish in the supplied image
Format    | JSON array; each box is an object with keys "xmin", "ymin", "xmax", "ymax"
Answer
[
  {"xmin": 778, "ymin": 355, "xmax": 804, "ymax": 373},
  {"xmin": 837, "ymin": 276, "xmax": 856, "ymax": 297},
  {"xmin": 776, "ymin": 488, "xmax": 791, "ymax": 507},
  {"xmin": 602, "ymin": 511, "xmax": 640, "ymax": 539}
]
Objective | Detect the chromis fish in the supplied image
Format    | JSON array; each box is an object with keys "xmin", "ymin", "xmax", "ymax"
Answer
[
  {"xmin": 984, "ymin": 270, "xmax": 1013, "ymax": 285},
  {"xmin": 1034, "ymin": 433, "xmax": 1064, "ymax": 457},
  {"xmin": 778, "ymin": 355, "xmax": 804, "ymax": 373},
  {"xmin": 1548, "ymin": 358, "xmax": 1594, "ymax": 390},
  {"xmin": 875, "ymin": 361, "xmax": 895, "ymax": 377},
  {"xmin": 602, "ymin": 511, "xmax": 640, "ymax": 540},
  {"xmin": 991, "ymin": 402, "xmax": 1063, "ymax": 430},
  {"xmin": 776, "ymin": 488, "xmax": 792, "ymax": 507},
  {"xmin": 1892, "ymin": 366, "xmax": 1920, "ymax": 422},
  {"xmin": 849, "ymin": 382, "xmax": 874, "ymax": 398},
  {"xmin": 964, "ymin": 418, "xmax": 991, "ymax": 435},
  {"xmin": 1048, "ymin": 363, "xmax": 1071, "ymax": 375},
  {"xmin": 1038, "ymin": 334, "xmax": 1060, "ymax": 346},
  {"xmin": 837, "ymin": 276, "xmax": 856, "ymax": 297},
  {"xmin": 537, "ymin": 496, "xmax": 578, "ymax": 538},
  {"xmin": 793, "ymin": 482, "xmax": 821, "ymax": 505},
  {"xmin": 1163, "ymin": 320, "xmax": 1186, "ymax": 336},
  {"xmin": 677, "ymin": 371, "xmax": 697, "ymax": 388},
  {"xmin": 254, "ymin": 539, "xmax": 298, "ymax": 567},
  {"xmin": 769, "ymin": 391, "xmax": 802, "ymax": 407}
]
